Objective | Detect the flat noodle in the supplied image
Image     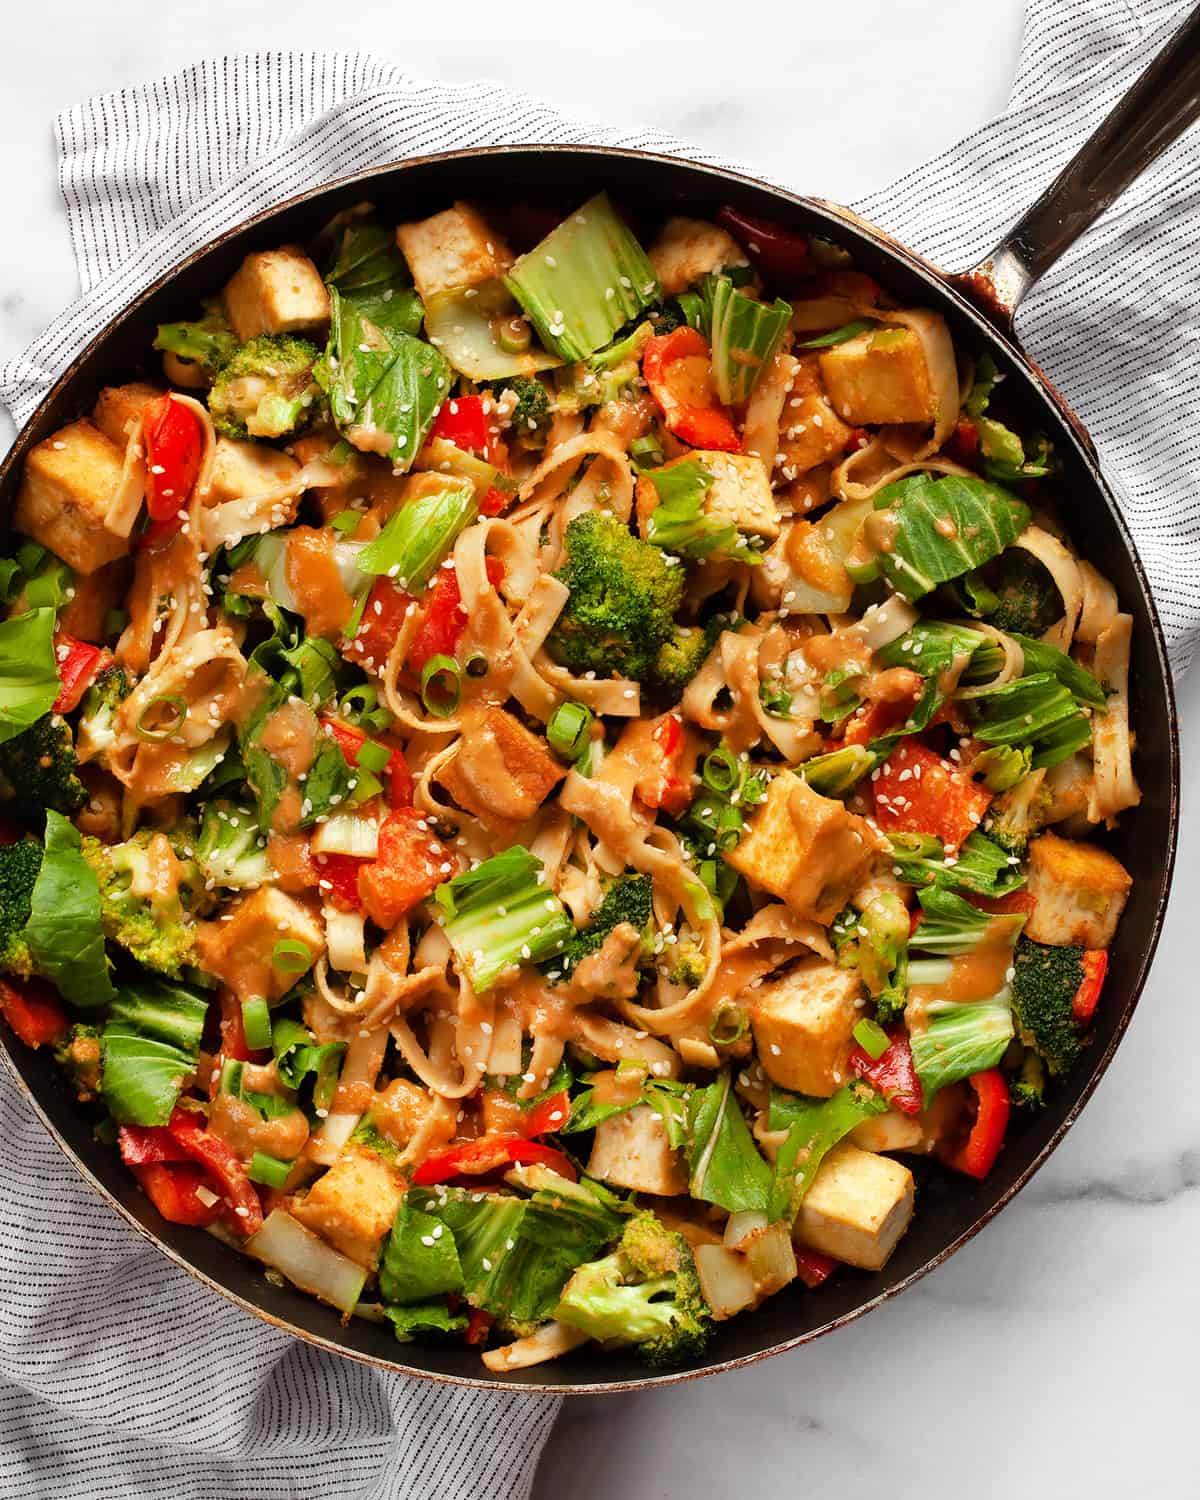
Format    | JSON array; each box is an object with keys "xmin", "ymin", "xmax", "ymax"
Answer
[
  {"xmin": 1088, "ymin": 611, "xmax": 1141, "ymax": 825},
  {"xmin": 115, "ymin": 528, "xmax": 208, "ymax": 673},
  {"xmin": 832, "ymin": 434, "xmax": 972, "ymax": 503},
  {"xmin": 105, "ymin": 427, "xmax": 149, "ymax": 539},
  {"xmin": 742, "ymin": 342, "xmax": 796, "ymax": 474},
  {"xmin": 196, "ymin": 458, "xmax": 344, "ymax": 553},
  {"xmin": 1012, "ymin": 524, "xmax": 1084, "ymax": 651},
  {"xmin": 951, "ymin": 620, "xmax": 1025, "ymax": 696},
  {"xmin": 1076, "ymin": 559, "xmax": 1120, "ymax": 644}
]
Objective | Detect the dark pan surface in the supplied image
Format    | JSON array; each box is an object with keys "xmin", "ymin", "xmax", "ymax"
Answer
[{"xmin": 0, "ymin": 147, "xmax": 1179, "ymax": 1392}]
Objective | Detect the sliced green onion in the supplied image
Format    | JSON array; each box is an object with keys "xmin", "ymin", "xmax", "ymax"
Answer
[
  {"xmin": 702, "ymin": 746, "xmax": 742, "ymax": 795},
  {"xmin": 464, "ymin": 650, "xmax": 490, "ymax": 679},
  {"xmin": 853, "ymin": 1018, "xmax": 891, "ymax": 1060},
  {"xmin": 272, "ymin": 939, "xmax": 312, "ymax": 975},
  {"xmin": 708, "ymin": 1004, "xmax": 748, "ymax": 1046},
  {"xmin": 547, "ymin": 701, "xmax": 593, "ymax": 761},
  {"xmin": 136, "ymin": 693, "xmax": 189, "ymax": 742},
  {"xmin": 630, "ymin": 434, "xmax": 664, "ymax": 469},
  {"xmin": 219, "ymin": 1057, "xmax": 244, "ymax": 1096},
  {"xmin": 242, "ymin": 997, "xmax": 273, "ymax": 1051},
  {"xmin": 247, "ymin": 1151, "xmax": 294, "ymax": 1189},
  {"xmin": 714, "ymin": 805, "xmax": 744, "ymax": 851},
  {"xmin": 15, "ymin": 540, "xmax": 47, "ymax": 576},
  {"xmin": 355, "ymin": 740, "xmax": 390, "ymax": 774},
  {"xmin": 339, "ymin": 683, "xmax": 392, "ymax": 733},
  {"xmin": 329, "ymin": 508, "xmax": 361, "ymax": 534},
  {"xmin": 496, "ymin": 314, "xmax": 532, "ymax": 355},
  {"xmin": 103, "ymin": 608, "xmax": 128, "ymax": 638},
  {"xmin": 797, "ymin": 318, "xmax": 875, "ymax": 349},
  {"xmin": 420, "ymin": 654, "xmax": 462, "ymax": 718}
]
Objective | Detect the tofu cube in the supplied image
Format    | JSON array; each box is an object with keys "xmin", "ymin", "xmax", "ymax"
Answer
[
  {"xmin": 15, "ymin": 420, "xmax": 128, "ymax": 575},
  {"xmin": 222, "ymin": 245, "xmax": 330, "ymax": 341},
  {"xmin": 194, "ymin": 886, "xmax": 325, "ymax": 1003},
  {"xmin": 725, "ymin": 771, "xmax": 880, "ymax": 922},
  {"xmin": 819, "ymin": 326, "xmax": 936, "ymax": 427},
  {"xmin": 204, "ymin": 436, "xmax": 300, "ymax": 506},
  {"xmin": 587, "ymin": 1105, "xmax": 688, "ymax": 1196},
  {"xmin": 847, "ymin": 1108, "xmax": 923, "ymax": 1154},
  {"xmin": 437, "ymin": 705, "xmax": 564, "ymax": 838},
  {"xmin": 395, "ymin": 202, "xmax": 512, "ymax": 302},
  {"xmin": 750, "ymin": 957, "xmax": 863, "ymax": 1097},
  {"xmin": 290, "ymin": 1148, "xmax": 404, "ymax": 1268},
  {"xmin": 92, "ymin": 381, "xmax": 163, "ymax": 447},
  {"xmin": 648, "ymin": 217, "xmax": 749, "ymax": 297},
  {"xmin": 1024, "ymin": 831, "xmax": 1132, "ymax": 948},
  {"xmin": 793, "ymin": 1142, "xmax": 915, "ymax": 1270},
  {"xmin": 697, "ymin": 451, "xmax": 780, "ymax": 541}
]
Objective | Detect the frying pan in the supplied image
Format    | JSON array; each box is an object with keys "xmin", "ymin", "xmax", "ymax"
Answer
[{"xmin": 0, "ymin": 9, "xmax": 1194, "ymax": 1394}]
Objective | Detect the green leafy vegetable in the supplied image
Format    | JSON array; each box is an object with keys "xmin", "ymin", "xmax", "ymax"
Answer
[
  {"xmin": 24, "ymin": 811, "xmax": 113, "ymax": 1008},
  {"xmin": 100, "ymin": 977, "xmax": 208, "ymax": 1125},
  {"xmin": 0, "ymin": 609, "xmax": 62, "ymax": 747},
  {"xmin": 910, "ymin": 1000, "xmax": 1015, "ymax": 1097},
  {"xmin": 380, "ymin": 1200, "xmax": 465, "ymax": 1305},
  {"xmin": 966, "ymin": 672, "xmax": 1092, "ymax": 769},
  {"xmin": 796, "ymin": 319, "xmax": 874, "ymax": 349},
  {"xmin": 869, "ymin": 474, "xmax": 1031, "ymax": 601},
  {"xmin": 888, "ymin": 829, "xmax": 1026, "ymax": 899},
  {"xmin": 768, "ymin": 1082, "xmax": 888, "ymax": 1221},
  {"xmin": 435, "ymin": 846, "xmax": 574, "ymax": 992},
  {"xmin": 644, "ymin": 458, "xmax": 762, "ymax": 565},
  {"xmin": 355, "ymin": 478, "xmax": 477, "ymax": 592},
  {"xmin": 702, "ymin": 275, "xmax": 792, "ymax": 404},
  {"xmin": 326, "ymin": 217, "xmax": 425, "ymax": 336},
  {"xmin": 686, "ymin": 1070, "xmax": 773, "ymax": 1215}
]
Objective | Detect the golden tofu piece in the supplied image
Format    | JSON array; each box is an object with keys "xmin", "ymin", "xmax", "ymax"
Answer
[
  {"xmin": 437, "ymin": 704, "xmax": 565, "ymax": 839},
  {"xmin": 1024, "ymin": 831, "xmax": 1132, "ymax": 948},
  {"xmin": 290, "ymin": 1148, "xmax": 404, "ymax": 1268},
  {"xmin": 587, "ymin": 1105, "xmax": 688, "ymax": 1196},
  {"xmin": 648, "ymin": 217, "xmax": 749, "ymax": 296},
  {"xmin": 92, "ymin": 381, "xmax": 163, "ymax": 448},
  {"xmin": 793, "ymin": 1142, "xmax": 914, "ymax": 1270},
  {"xmin": 847, "ymin": 1108, "xmax": 923, "ymax": 1154},
  {"xmin": 195, "ymin": 887, "xmax": 324, "ymax": 1003},
  {"xmin": 204, "ymin": 436, "xmax": 300, "ymax": 506},
  {"xmin": 778, "ymin": 392, "xmax": 855, "ymax": 476},
  {"xmin": 222, "ymin": 245, "xmax": 330, "ymax": 341},
  {"xmin": 819, "ymin": 326, "xmax": 935, "ymax": 427},
  {"xmin": 697, "ymin": 451, "xmax": 780, "ymax": 541},
  {"xmin": 395, "ymin": 202, "xmax": 512, "ymax": 302},
  {"xmin": 15, "ymin": 419, "xmax": 128, "ymax": 575},
  {"xmin": 725, "ymin": 771, "xmax": 880, "ymax": 923},
  {"xmin": 56, "ymin": 557, "xmax": 130, "ymax": 643},
  {"xmin": 750, "ymin": 957, "xmax": 864, "ymax": 1097}
]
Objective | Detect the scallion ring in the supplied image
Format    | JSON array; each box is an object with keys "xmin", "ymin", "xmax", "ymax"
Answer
[
  {"xmin": 708, "ymin": 1004, "xmax": 748, "ymax": 1047},
  {"xmin": 547, "ymin": 701, "xmax": 594, "ymax": 761},
  {"xmin": 496, "ymin": 314, "xmax": 532, "ymax": 355},
  {"xmin": 247, "ymin": 1151, "xmax": 294, "ymax": 1189},
  {"xmin": 241, "ymin": 997, "xmax": 273, "ymax": 1051},
  {"xmin": 852, "ymin": 1018, "xmax": 891, "ymax": 1060},
  {"xmin": 135, "ymin": 693, "xmax": 189, "ymax": 742},
  {"xmin": 420, "ymin": 654, "xmax": 462, "ymax": 719},
  {"xmin": 272, "ymin": 939, "xmax": 312, "ymax": 974},
  {"xmin": 464, "ymin": 650, "xmax": 490, "ymax": 679},
  {"xmin": 702, "ymin": 746, "xmax": 742, "ymax": 796}
]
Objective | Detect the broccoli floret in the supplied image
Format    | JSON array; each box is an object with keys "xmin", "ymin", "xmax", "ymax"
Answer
[
  {"xmin": 0, "ymin": 715, "xmax": 86, "ymax": 816},
  {"xmin": 832, "ymin": 892, "xmax": 909, "ymax": 998},
  {"xmin": 195, "ymin": 799, "xmax": 271, "ymax": 890},
  {"xmin": 81, "ymin": 830, "xmax": 203, "ymax": 978},
  {"xmin": 547, "ymin": 513, "xmax": 683, "ymax": 683},
  {"xmin": 667, "ymin": 943, "xmax": 707, "ymax": 988},
  {"xmin": 0, "ymin": 838, "xmax": 43, "ymax": 976},
  {"xmin": 153, "ymin": 299, "xmax": 238, "ymax": 385},
  {"xmin": 554, "ymin": 1210, "xmax": 712, "ymax": 1368},
  {"xmin": 56, "ymin": 1022, "xmax": 102, "ymax": 1101},
  {"xmin": 653, "ymin": 619, "xmax": 726, "ymax": 695},
  {"xmin": 208, "ymin": 334, "xmax": 323, "ymax": 441},
  {"xmin": 496, "ymin": 376, "xmax": 553, "ymax": 446},
  {"xmin": 1010, "ymin": 935, "xmax": 1089, "ymax": 1076},
  {"xmin": 1011, "ymin": 1048, "xmax": 1046, "ymax": 1107},
  {"xmin": 76, "ymin": 664, "xmax": 130, "ymax": 768},
  {"xmin": 985, "ymin": 770, "xmax": 1052, "ymax": 856},
  {"xmin": 547, "ymin": 873, "xmax": 654, "ymax": 984}
]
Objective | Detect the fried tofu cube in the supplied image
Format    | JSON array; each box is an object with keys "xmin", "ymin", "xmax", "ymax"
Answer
[
  {"xmin": 819, "ymin": 326, "xmax": 936, "ymax": 427},
  {"xmin": 92, "ymin": 381, "xmax": 164, "ymax": 448},
  {"xmin": 222, "ymin": 245, "xmax": 330, "ymax": 341},
  {"xmin": 587, "ymin": 1105, "xmax": 688, "ymax": 1195},
  {"xmin": 750, "ymin": 957, "xmax": 864, "ymax": 1097},
  {"xmin": 57, "ymin": 557, "xmax": 130, "ymax": 643},
  {"xmin": 290, "ymin": 1148, "xmax": 404, "ymax": 1268},
  {"xmin": 647, "ymin": 217, "xmax": 749, "ymax": 297},
  {"xmin": 395, "ymin": 202, "xmax": 512, "ymax": 302},
  {"xmin": 1024, "ymin": 831, "xmax": 1132, "ymax": 948},
  {"xmin": 778, "ymin": 390, "xmax": 855, "ymax": 475},
  {"xmin": 793, "ymin": 1142, "xmax": 914, "ymax": 1270},
  {"xmin": 636, "ymin": 451, "xmax": 779, "ymax": 543},
  {"xmin": 195, "ymin": 887, "xmax": 324, "ymax": 1003},
  {"xmin": 436, "ymin": 705, "xmax": 565, "ymax": 838},
  {"xmin": 848, "ymin": 1108, "xmax": 923, "ymax": 1154},
  {"xmin": 204, "ymin": 436, "xmax": 300, "ymax": 506},
  {"xmin": 725, "ymin": 771, "xmax": 880, "ymax": 923},
  {"xmin": 15, "ymin": 420, "xmax": 128, "ymax": 575}
]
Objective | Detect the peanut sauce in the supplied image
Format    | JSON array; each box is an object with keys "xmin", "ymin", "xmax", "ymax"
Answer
[{"xmin": 285, "ymin": 527, "xmax": 355, "ymax": 638}]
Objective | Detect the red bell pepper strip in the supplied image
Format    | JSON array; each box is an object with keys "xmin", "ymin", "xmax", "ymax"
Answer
[
  {"xmin": 0, "ymin": 977, "xmax": 69, "ymax": 1049},
  {"xmin": 848, "ymin": 1027, "xmax": 923, "ymax": 1116},
  {"xmin": 637, "ymin": 713, "xmax": 692, "ymax": 818},
  {"xmin": 519, "ymin": 1091, "xmax": 571, "ymax": 1138},
  {"xmin": 411, "ymin": 1136, "xmax": 578, "ymax": 1187},
  {"xmin": 839, "ymin": 690, "xmax": 921, "ymax": 749},
  {"xmin": 946, "ymin": 1069, "xmax": 1010, "ymax": 1181},
  {"xmin": 948, "ymin": 417, "xmax": 980, "ymax": 463},
  {"xmin": 356, "ymin": 808, "xmax": 452, "ymax": 930},
  {"xmin": 430, "ymin": 394, "xmax": 499, "ymax": 463},
  {"xmin": 643, "ymin": 327, "xmax": 740, "ymax": 452},
  {"xmin": 1073, "ymin": 949, "xmax": 1108, "ymax": 1024},
  {"xmin": 716, "ymin": 206, "xmax": 811, "ymax": 284},
  {"xmin": 344, "ymin": 578, "xmax": 413, "ymax": 674},
  {"xmin": 320, "ymin": 718, "xmax": 414, "ymax": 809},
  {"xmin": 51, "ymin": 634, "xmax": 106, "ymax": 714},
  {"xmin": 872, "ymin": 741, "xmax": 993, "ymax": 853},
  {"xmin": 142, "ymin": 394, "xmax": 203, "ymax": 522},
  {"xmin": 965, "ymin": 890, "xmax": 1036, "ymax": 918},
  {"xmin": 132, "ymin": 1162, "xmax": 223, "ymax": 1228},
  {"xmin": 314, "ymin": 851, "xmax": 368, "ymax": 913},
  {"xmin": 793, "ymin": 1247, "xmax": 839, "ymax": 1289},
  {"xmin": 406, "ymin": 557, "xmax": 505, "ymax": 673},
  {"xmin": 118, "ymin": 1124, "xmax": 193, "ymax": 1166},
  {"xmin": 167, "ymin": 1107, "xmax": 264, "ymax": 1235}
]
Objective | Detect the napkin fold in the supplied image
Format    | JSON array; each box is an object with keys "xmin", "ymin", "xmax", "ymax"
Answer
[{"xmin": 0, "ymin": 3, "xmax": 1196, "ymax": 1496}]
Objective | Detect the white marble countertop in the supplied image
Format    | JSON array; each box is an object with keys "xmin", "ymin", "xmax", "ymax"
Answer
[{"xmin": 1, "ymin": 3, "xmax": 1197, "ymax": 1497}]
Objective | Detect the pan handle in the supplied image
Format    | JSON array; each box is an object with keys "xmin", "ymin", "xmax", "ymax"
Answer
[{"xmin": 951, "ymin": 5, "xmax": 1200, "ymax": 326}]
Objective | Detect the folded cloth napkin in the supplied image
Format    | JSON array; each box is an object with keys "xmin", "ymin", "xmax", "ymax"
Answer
[{"xmin": 0, "ymin": 2, "xmax": 1195, "ymax": 1497}]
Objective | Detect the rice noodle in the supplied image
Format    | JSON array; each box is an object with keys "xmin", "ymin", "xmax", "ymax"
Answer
[
  {"xmin": 831, "ymin": 434, "xmax": 971, "ymax": 503},
  {"xmin": 1011, "ymin": 524, "xmax": 1085, "ymax": 650},
  {"xmin": 742, "ymin": 342, "xmax": 796, "ymax": 475},
  {"xmin": 1088, "ymin": 611, "xmax": 1141, "ymax": 825},
  {"xmin": 1076, "ymin": 560, "xmax": 1120, "ymax": 644}
]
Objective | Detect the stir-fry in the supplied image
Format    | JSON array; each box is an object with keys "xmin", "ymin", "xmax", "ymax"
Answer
[{"xmin": 0, "ymin": 193, "xmax": 1139, "ymax": 1370}]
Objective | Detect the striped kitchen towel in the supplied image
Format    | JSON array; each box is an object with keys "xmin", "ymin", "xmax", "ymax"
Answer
[{"xmin": 0, "ymin": 3, "xmax": 1194, "ymax": 1498}]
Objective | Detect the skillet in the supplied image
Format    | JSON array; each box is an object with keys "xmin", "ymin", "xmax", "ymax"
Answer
[{"xmin": 0, "ymin": 9, "xmax": 1195, "ymax": 1392}]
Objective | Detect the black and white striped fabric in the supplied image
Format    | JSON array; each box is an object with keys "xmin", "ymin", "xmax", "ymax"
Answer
[{"xmin": 0, "ymin": 3, "xmax": 1194, "ymax": 1496}]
